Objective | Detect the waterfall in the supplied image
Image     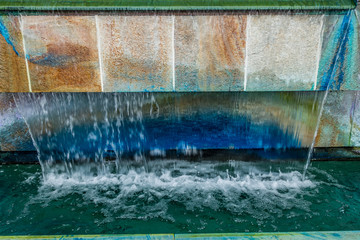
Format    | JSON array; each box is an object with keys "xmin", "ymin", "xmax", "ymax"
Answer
[{"xmin": 13, "ymin": 92, "xmax": 156, "ymax": 176}]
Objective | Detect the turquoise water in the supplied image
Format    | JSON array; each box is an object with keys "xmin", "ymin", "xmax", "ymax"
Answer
[{"xmin": 0, "ymin": 160, "xmax": 359, "ymax": 235}]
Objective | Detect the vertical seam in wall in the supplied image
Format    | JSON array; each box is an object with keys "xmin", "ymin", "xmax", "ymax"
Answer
[
  {"xmin": 20, "ymin": 15, "xmax": 32, "ymax": 92},
  {"xmin": 95, "ymin": 15, "xmax": 105, "ymax": 92},
  {"xmin": 243, "ymin": 15, "xmax": 251, "ymax": 91},
  {"xmin": 314, "ymin": 15, "xmax": 325, "ymax": 91},
  {"xmin": 172, "ymin": 15, "xmax": 176, "ymax": 92}
]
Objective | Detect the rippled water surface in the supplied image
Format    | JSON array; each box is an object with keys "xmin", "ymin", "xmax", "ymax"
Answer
[{"xmin": 0, "ymin": 160, "xmax": 359, "ymax": 235}]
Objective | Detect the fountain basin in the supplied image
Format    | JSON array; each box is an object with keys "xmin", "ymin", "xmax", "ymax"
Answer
[
  {"xmin": 0, "ymin": 1, "xmax": 359, "ymax": 239},
  {"xmin": 0, "ymin": 161, "xmax": 359, "ymax": 236}
]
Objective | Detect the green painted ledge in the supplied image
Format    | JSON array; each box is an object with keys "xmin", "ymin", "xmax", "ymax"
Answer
[
  {"xmin": 0, "ymin": 234, "xmax": 173, "ymax": 240},
  {"xmin": 176, "ymin": 231, "xmax": 360, "ymax": 239},
  {"xmin": 0, "ymin": 0, "xmax": 356, "ymax": 11},
  {"xmin": 1, "ymin": 232, "xmax": 360, "ymax": 240}
]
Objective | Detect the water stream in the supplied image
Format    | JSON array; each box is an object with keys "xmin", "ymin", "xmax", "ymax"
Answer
[
  {"xmin": 302, "ymin": 10, "xmax": 353, "ymax": 179},
  {"xmin": 13, "ymin": 93, "xmax": 158, "ymax": 176}
]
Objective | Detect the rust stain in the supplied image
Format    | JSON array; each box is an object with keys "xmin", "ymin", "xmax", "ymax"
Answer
[
  {"xmin": 22, "ymin": 16, "xmax": 101, "ymax": 92},
  {"xmin": 315, "ymin": 116, "xmax": 346, "ymax": 147}
]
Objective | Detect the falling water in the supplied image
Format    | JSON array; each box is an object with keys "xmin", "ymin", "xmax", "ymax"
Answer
[
  {"xmin": 11, "ymin": 90, "xmax": 323, "ymax": 185},
  {"xmin": 13, "ymin": 92, "xmax": 157, "ymax": 176},
  {"xmin": 302, "ymin": 91, "xmax": 328, "ymax": 180},
  {"xmin": 12, "ymin": 93, "xmax": 44, "ymax": 174},
  {"xmin": 302, "ymin": 10, "xmax": 353, "ymax": 180}
]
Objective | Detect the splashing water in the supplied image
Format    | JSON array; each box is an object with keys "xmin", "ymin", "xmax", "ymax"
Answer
[
  {"xmin": 1, "ymin": 159, "xmax": 359, "ymax": 235},
  {"xmin": 31, "ymin": 160, "xmax": 316, "ymax": 223},
  {"xmin": 2, "ymin": 160, "xmax": 360, "ymax": 235},
  {"xmin": 5, "ymin": 91, "xmax": 360, "ymax": 234},
  {"xmin": 10, "ymin": 91, "xmax": 324, "ymax": 225}
]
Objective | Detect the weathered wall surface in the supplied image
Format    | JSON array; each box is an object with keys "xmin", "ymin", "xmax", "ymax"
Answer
[
  {"xmin": 21, "ymin": 16, "xmax": 102, "ymax": 92},
  {"xmin": 246, "ymin": 15, "xmax": 322, "ymax": 91},
  {"xmin": 98, "ymin": 15, "xmax": 174, "ymax": 92},
  {"xmin": 1, "ymin": 92, "xmax": 359, "ymax": 153},
  {"xmin": 175, "ymin": 15, "xmax": 246, "ymax": 91},
  {"xmin": 0, "ymin": 7, "xmax": 359, "ymax": 155},
  {"xmin": 0, "ymin": 16, "xmax": 28, "ymax": 92},
  {"xmin": 0, "ymin": 9, "xmax": 359, "ymax": 92}
]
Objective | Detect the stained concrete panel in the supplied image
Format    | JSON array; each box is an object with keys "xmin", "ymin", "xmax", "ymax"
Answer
[
  {"xmin": 175, "ymin": 15, "xmax": 246, "ymax": 91},
  {"xmin": 350, "ymin": 92, "xmax": 360, "ymax": 147},
  {"xmin": 315, "ymin": 91, "xmax": 355, "ymax": 148},
  {"xmin": 352, "ymin": 7, "xmax": 360, "ymax": 146},
  {"xmin": 316, "ymin": 12, "xmax": 359, "ymax": 91},
  {"xmin": 246, "ymin": 15, "xmax": 323, "ymax": 91},
  {"xmin": 1, "ymin": 92, "xmax": 360, "ymax": 152},
  {"xmin": 0, "ymin": 16, "xmax": 29, "ymax": 92},
  {"xmin": 98, "ymin": 15, "xmax": 173, "ymax": 92},
  {"xmin": 357, "ymin": 6, "xmax": 360, "ymax": 92},
  {"xmin": 21, "ymin": 16, "xmax": 101, "ymax": 92}
]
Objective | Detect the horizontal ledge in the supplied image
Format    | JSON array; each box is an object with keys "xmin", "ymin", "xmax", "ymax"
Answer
[
  {"xmin": 2, "ymin": 148, "xmax": 360, "ymax": 164},
  {"xmin": 1, "ymin": 231, "xmax": 360, "ymax": 239},
  {"xmin": 176, "ymin": 231, "xmax": 360, "ymax": 239},
  {"xmin": 0, "ymin": 0, "xmax": 356, "ymax": 11},
  {"xmin": 0, "ymin": 234, "xmax": 173, "ymax": 240}
]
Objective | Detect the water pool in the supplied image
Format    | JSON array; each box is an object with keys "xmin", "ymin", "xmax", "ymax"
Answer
[{"xmin": 0, "ymin": 160, "xmax": 359, "ymax": 235}]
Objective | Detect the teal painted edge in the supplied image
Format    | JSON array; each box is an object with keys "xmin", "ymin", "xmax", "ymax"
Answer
[
  {"xmin": 0, "ymin": 0, "xmax": 356, "ymax": 11},
  {"xmin": 176, "ymin": 231, "xmax": 360, "ymax": 239},
  {"xmin": 0, "ymin": 234, "xmax": 174, "ymax": 240},
  {"xmin": 1, "ymin": 232, "xmax": 360, "ymax": 240}
]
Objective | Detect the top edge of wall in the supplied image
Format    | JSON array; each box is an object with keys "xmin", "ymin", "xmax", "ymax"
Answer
[{"xmin": 0, "ymin": 0, "xmax": 357, "ymax": 11}]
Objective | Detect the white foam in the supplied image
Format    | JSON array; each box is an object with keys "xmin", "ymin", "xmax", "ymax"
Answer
[{"xmin": 30, "ymin": 160, "xmax": 316, "ymax": 221}]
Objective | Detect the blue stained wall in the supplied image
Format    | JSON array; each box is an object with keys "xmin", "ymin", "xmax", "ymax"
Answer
[{"xmin": 318, "ymin": 10, "xmax": 359, "ymax": 90}]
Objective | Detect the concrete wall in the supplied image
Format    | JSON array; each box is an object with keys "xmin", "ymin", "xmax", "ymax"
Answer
[
  {"xmin": 0, "ymin": 8, "xmax": 359, "ymax": 92},
  {"xmin": 1, "ymin": 91, "xmax": 360, "ymax": 153},
  {"xmin": 0, "ymin": 7, "xmax": 359, "ymax": 154}
]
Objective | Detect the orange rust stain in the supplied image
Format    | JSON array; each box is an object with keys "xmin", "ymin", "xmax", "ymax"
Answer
[
  {"xmin": 198, "ymin": 15, "xmax": 246, "ymax": 74},
  {"xmin": 23, "ymin": 16, "xmax": 101, "ymax": 92}
]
